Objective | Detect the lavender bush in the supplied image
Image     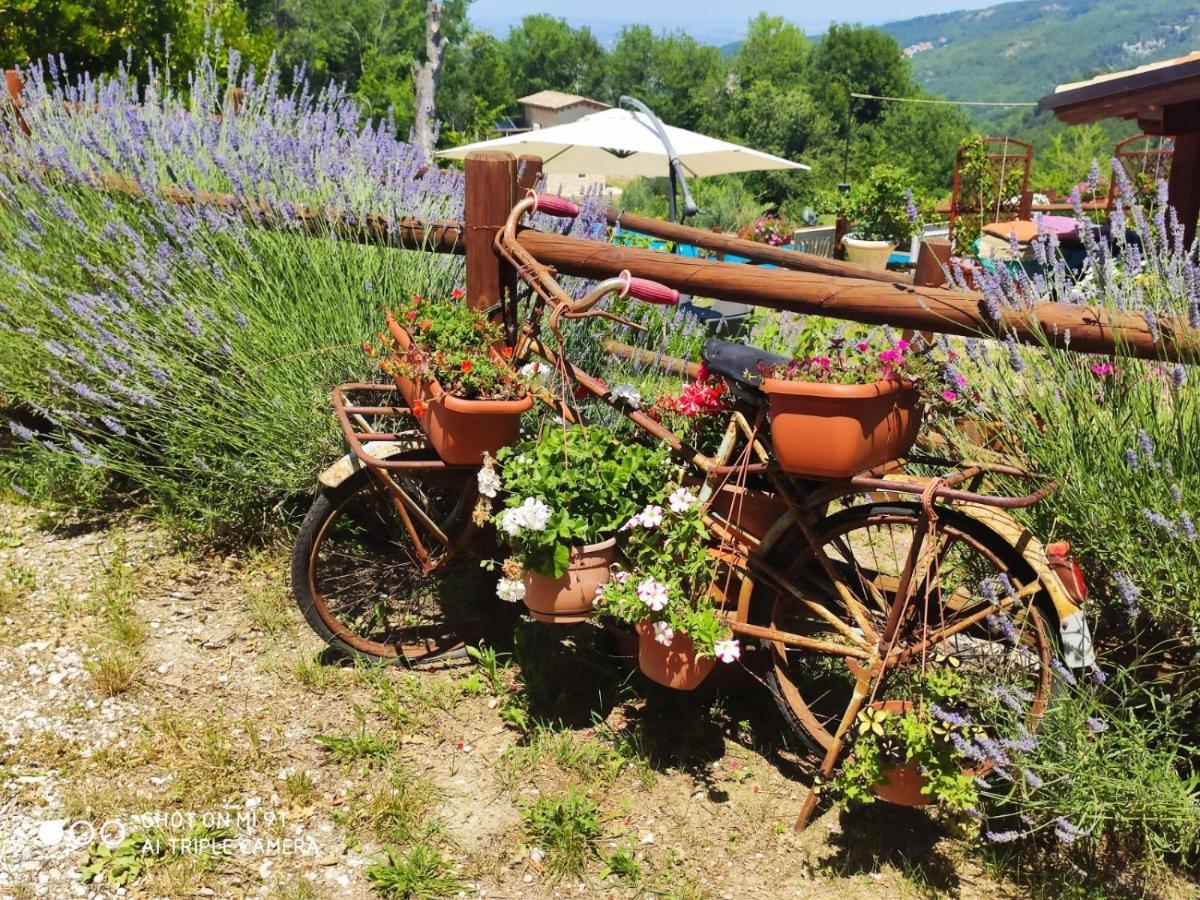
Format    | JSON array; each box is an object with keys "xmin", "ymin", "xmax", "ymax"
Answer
[
  {"xmin": 948, "ymin": 163, "xmax": 1200, "ymax": 636},
  {"xmin": 0, "ymin": 51, "xmax": 470, "ymax": 534}
]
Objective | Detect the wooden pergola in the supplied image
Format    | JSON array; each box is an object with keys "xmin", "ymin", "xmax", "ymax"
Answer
[{"xmin": 1039, "ymin": 51, "xmax": 1200, "ymax": 244}]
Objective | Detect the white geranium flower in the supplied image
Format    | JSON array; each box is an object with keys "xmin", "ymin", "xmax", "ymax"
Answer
[
  {"xmin": 667, "ymin": 487, "xmax": 697, "ymax": 514},
  {"xmin": 610, "ymin": 383, "xmax": 642, "ymax": 408},
  {"xmin": 637, "ymin": 577, "xmax": 669, "ymax": 612},
  {"xmin": 653, "ymin": 621, "xmax": 674, "ymax": 646},
  {"xmin": 518, "ymin": 497, "xmax": 552, "ymax": 532},
  {"xmin": 499, "ymin": 507, "xmax": 524, "ymax": 536},
  {"xmin": 714, "ymin": 639, "xmax": 741, "ymax": 663},
  {"xmin": 477, "ymin": 467, "xmax": 501, "ymax": 499},
  {"xmin": 519, "ymin": 361, "xmax": 551, "ymax": 381},
  {"xmin": 496, "ymin": 578, "xmax": 526, "ymax": 603}
]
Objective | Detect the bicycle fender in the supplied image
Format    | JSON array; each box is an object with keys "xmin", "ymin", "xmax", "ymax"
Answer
[
  {"xmin": 317, "ymin": 439, "xmax": 426, "ymax": 489},
  {"xmin": 954, "ymin": 502, "xmax": 1095, "ymax": 668}
]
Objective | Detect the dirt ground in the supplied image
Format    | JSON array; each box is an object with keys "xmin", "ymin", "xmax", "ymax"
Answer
[{"xmin": 0, "ymin": 501, "xmax": 1062, "ymax": 899}]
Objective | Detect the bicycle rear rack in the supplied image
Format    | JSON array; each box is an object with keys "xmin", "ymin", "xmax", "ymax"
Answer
[{"xmin": 330, "ymin": 383, "xmax": 472, "ymax": 471}]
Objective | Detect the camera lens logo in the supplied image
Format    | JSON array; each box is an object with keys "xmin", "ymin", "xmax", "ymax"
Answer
[{"xmin": 38, "ymin": 819, "xmax": 126, "ymax": 849}]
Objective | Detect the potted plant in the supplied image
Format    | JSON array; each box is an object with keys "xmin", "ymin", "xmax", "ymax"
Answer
[
  {"xmin": 484, "ymin": 425, "xmax": 673, "ymax": 623},
  {"xmin": 840, "ymin": 165, "xmax": 921, "ymax": 272},
  {"xmin": 381, "ymin": 290, "xmax": 531, "ymax": 465},
  {"xmin": 738, "ymin": 214, "xmax": 793, "ymax": 248},
  {"xmin": 759, "ymin": 336, "xmax": 965, "ymax": 479},
  {"xmin": 594, "ymin": 487, "xmax": 742, "ymax": 690},
  {"xmin": 827, "ymin": 697, "xmax": 980, "ymax": 811},
  {"xmin": 650, "ymin": 369, "xmax": 784, "ymax": 540}
]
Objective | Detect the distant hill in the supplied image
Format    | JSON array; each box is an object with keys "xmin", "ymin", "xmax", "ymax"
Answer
[{"xmin": 881, "ymin": 0, "xmax": 1197, "ymax": 113}]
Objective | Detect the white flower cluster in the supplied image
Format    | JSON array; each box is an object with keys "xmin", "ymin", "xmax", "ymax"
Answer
[
  {"xmin": 477, "ymin": 466, "xmax": 501, "ymax": 498},
  {"xmin": 519, "ymin": 361, "xmax": 551, "ymax": 381},
  {"xmin": 499, "ymin": 497, "xmax": 552, "ymax": 536},
  {"xmin": 667, "ymin": 487, "xmax": 697, "ymax": 514},
  {"xmin": 610, "ymin": 383, "xmax": 642, "ymax": 408},
  {"xmin": 623, "ymin": 504, "xmax": 664, "ymax": 530},
  {"xmin": 496, "ymin": 578, "xmax": 526, "ymax": 603},
  {"xmin": 653, "ymin": 620, "xmax": 674, "ymax": 646},
  {"xmin": 636, "ymin": 577, "xmax": 669, "ymax": 612}
]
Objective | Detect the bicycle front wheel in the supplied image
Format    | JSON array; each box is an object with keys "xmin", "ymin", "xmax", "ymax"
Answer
[
  {"xmin": 758, "ymin": 502, "xmax": 1054, "ymax": 753},
  {"xmin": 291, "ymin": 450, "xmax": 498, "ymax": 665}
]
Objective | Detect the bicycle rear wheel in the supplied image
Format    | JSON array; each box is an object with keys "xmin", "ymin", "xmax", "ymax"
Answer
[
  {"xmin": 758, "ymin": 502, "xmax": 1054, "ymax": 753},
  {"xmin": 291, "ymin": 450, "xmax": 498, "ymax": 665}
]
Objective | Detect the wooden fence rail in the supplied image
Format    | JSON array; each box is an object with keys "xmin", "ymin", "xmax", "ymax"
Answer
[{"xmin": 4, "ymin": 75, "xmax": 1199, "ymax": 364}]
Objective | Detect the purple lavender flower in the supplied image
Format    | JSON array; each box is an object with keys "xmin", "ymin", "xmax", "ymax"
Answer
[
  {"xmin": 1143, "ymin": 507, "xmax": 1177, "ymax": 535},
  {"xmin": 1090, "ymin": 666, "xmax": 1108, "ymax": 685},
  {"xmin": 1054, "ymin": 817, "xmax": 1093, "ymax": 845},
  {"xmin": 1086, "ymin": 716, "xmax": 1109, "ymax": 733},
  {"xmin": 987, "ymin": 611, "xmax": 1018, "ymax": 643},
  {"xmin": 986, "ymin": 830, "xmax": 1021, "ymax": 843},
  {"xmin": 930, "ymin": 703, "xmax": 973, "ymax": 728},
  {"xmin": 1113, "ymin": 572, "xmax": 1139, "ymax": 619},
  {"xmin": 1023, "ymin": 769, "xmax": 1043, "ymax": 790},
  {"xmin": 1050, "ymin": 658, "xmax": 1077, "ymax": 686},
  {"xmin": 7, "ymin": 420, "xmax": 35, "ymax": 441}
]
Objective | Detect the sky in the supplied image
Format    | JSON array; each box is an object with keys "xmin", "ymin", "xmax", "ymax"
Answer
[{"xmin": 470, "ymin": 0, "xmax": 1006, "ymax": 45}]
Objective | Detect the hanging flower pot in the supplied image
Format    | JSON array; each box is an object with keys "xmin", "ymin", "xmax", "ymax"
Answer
[
  {"xmin": 521, "ymin": 538, "xmax": 616, "ymax": 624},
  {"xmin": 386, "ymin": 315, "xmax": 531, "ymax": 466},
  {"xmin": 636, "ymin": 618, "xmax": 716, "ymax": 691},
  {"xmin": 864, "ymin": 700, "xmax": 931, "ymax": 807},
  {"xmin": 762, "ymin": 377, "xmax": 922, "ymax": 479},
  {"xmin": 706, "ymin": 484, "xmax": 787, "ymax": 541}
]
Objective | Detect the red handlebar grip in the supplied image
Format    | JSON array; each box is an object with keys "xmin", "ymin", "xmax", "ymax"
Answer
[
  {"xmin": 533, "ymin": 193, "xmax": 580, "ymax": 218},
  {"xmin": 627, "ymin": 277, "xmax": 680, "ymax": 305}
]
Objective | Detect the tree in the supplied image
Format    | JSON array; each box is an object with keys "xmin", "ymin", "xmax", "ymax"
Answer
[
  {"xmin": 411, "ymin": 1, "xmax": 445, "ymax": 160},
  {"xmin": 274, "ymin": 0, "xmax": 467, "ymax": 128},
  {"xmin": 730, "ymin": 14, "xmax": 809, "ymax": 92},
  {"xmin": 438, "ymin": 30, "xmax": 515, "ymax": 143},
  {"xmin": 605, "ymin": 25, "xmax": 722, "ymax": 130},
  {"xmin": 502, "ymin": 15, "xmax": 606, "ymax": 99},
  {"xmin": 809, "ymin": 23, "xmax": 912, "ymax": 130},
  {"xmin": 0, "ymin": 0, "xmax": 272, "ymax": 80}
]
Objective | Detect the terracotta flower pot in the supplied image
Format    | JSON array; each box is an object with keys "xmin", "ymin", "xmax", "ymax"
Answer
[
  {"xmin": 865, "ymin": 700, "xmax": 930, "ymax": 807},
  {"xmin": 707, "ymin": 484, "xmax": 787, "ymax": 541},
  {"xmin": 522, "ymin": 538, "xmax": 615, "ymax": 624},
  {"xmin": 386, "ymin": 316, "xmax": 531, "ymax": 465},
  {"xmin": 636, "ymin": 619, "xmax": 716, "ymax": 691},
  {"xmin": 843, "ymin": 237, "xmax": 897, "ymax": 272},
  {"xmin": 762, "ymin": 377, "xmax": 922, "ymax": 479}
]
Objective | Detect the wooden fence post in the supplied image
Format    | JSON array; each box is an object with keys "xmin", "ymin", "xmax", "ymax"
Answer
[
  {"xmin": 4, "ymin": 69, "xmax": 29, "ymax": 137},
  {"xmin": 516, "ymin": 154, "xmax": 542, "ymax": 198},
  {"xmin": 464, "ymin": 151, "xmax": 518, "ymax": 312},
  {"xmin": 905, "ymin": 237, "xmax": 953, "ymax": 346}
]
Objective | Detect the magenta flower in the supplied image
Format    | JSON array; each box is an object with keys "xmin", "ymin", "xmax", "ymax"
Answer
[
  {"xmin": 895, "ymin": 339, "xmax": 910, "ymax": 352},
  {"xmin": 1092, "ymin": 362, "xmax": 1113, "ymax": 378},
  {"xmin": 855, "ymin": 341, "xmax": 869, "ymax": 352},
  {"xmin": 878, "ymin": 349, "xmax": 901, "ymax": 364},
  {"xmin": 942, "ymin": 390, "xmax": 957, "ymax": 402}
]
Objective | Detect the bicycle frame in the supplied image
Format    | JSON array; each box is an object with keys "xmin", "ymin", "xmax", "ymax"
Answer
[{"xmin": 326, "ymin": 195, "xmax": 1087, "ymax": 829}]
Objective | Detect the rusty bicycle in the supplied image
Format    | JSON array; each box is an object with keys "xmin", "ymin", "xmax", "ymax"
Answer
[{"xmin": 291, "ymin": 191, "xmax": 1095, "ymax": 827}]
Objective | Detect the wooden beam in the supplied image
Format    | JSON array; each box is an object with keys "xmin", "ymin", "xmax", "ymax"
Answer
[
  {"xmin": 3, "ymin": 69, "xmax": 29, "ymax": 137},
  {"xmin": 1168, "ymin": 132, "xmax": 1200, "ymax": 247},
  {"xmin": 515, "ymin": 228, "xmax": 1200, "ymax": 363},
  {"xmin": 1138, "ymin": 101, "xmax": 1200, "ymax": 135},
  {"xmin": 464, "ymin": 151, "xmax": 518, "ymax": 312},
  {"xmin": 604, "ymin": 207, "xmax": 908, "ymax": 284}
]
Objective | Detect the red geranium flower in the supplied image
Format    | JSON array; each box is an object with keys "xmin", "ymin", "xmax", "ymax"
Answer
[
  {"xmin": 412, "ymin": 400, "xmax": 428, "ymax": 417},
  {"xmin": 461, "ymin": 359, "xmax": 473, "ymax": 373},
  {"xmin": 451, "ymin": 287, "xmax": 464, "ymax": 299},
  {"xmin": 406, "ymin": 309, "xmax": 418, "ymax": 322}
]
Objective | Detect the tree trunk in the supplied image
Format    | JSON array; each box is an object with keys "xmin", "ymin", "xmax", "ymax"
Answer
[{"xmin": 412, "ymin": 1, "xmax": 445, "ymax": 162}]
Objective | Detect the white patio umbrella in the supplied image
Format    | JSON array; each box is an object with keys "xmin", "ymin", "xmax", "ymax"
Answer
[{"xmin": 438, "ymin": 108, "xmax": 809, "ymax": 179}]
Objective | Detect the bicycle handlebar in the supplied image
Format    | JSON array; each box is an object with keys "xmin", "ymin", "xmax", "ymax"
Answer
[
  {"xmin": 529, "ymin": 192, "xmax": 580, "ymax": 218},
  {"xmin": 627, "ymin": 277, "xmax": 679, "ymax": 305}
]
